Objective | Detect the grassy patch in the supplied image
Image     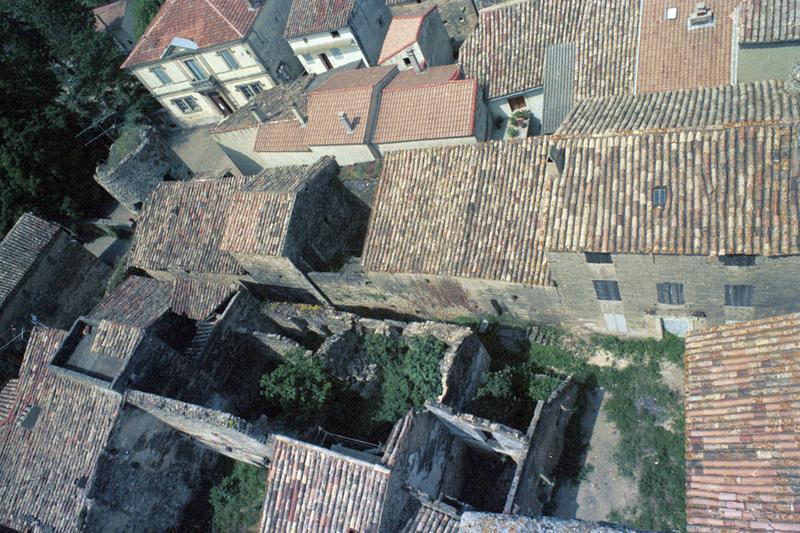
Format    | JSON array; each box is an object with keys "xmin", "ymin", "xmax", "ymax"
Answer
[
  {"xmin": 97, "ymin": 123, "xmax": 142, "ymax": 174},
  {"xmin": 104, "ymin": 249, "xmax": 130, "ymax": 296},
  {"xmin": 338, "ymin": 160, "xmax": 383, "ymax": 181},
  {"xmin": 451, "ymin": 319, "xmax": 686, "ymax": 532}
]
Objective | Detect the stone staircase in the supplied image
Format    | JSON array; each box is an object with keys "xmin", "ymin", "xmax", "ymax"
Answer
[
  {"xmin": 184, "ymin": 321, "xmax": 215, "ymax": 358},
  {"xmin": 0, "ymin": 379, "xmax": 19, "ymax": 420}
]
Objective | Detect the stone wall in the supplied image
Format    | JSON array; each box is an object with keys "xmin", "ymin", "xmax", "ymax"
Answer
[
  {"xmin": 95, "ymin": 126, "xmax": 191, "ymax": 213},
  {"xmin": 0, "ymin": 232, "xmax": 110, "ymax": 348},
  {"xmin": 546, "ymin": 251, "xmax": 800, "ymax": 337},
  {"xmin": 504, "ymin": 376, "xmax": 578, "ymax": 516},
  {"xmin": 418, "ymin": 8, "xmax": 455, "ymax": 67},
  {"xmin": 82, "ymin": 405, "xmax": 221, "ymax": 532},
  {"xmin": 401, "ymin": 322, "xmax": 490, "ymax": 411},
  {"xmin": 310, "ymin": 270, "xmax": 563, "ymax": 323},
  {"xmin": 248, "ymin": 0, "xmax": 304, "ymax": 83},
  {"xmin": 350, "ymin": 0, "xmax": 392, "ymax": 66},
  {"xmin": 125, "ymin": 390, "xmax": 273, "ymax": 466}
]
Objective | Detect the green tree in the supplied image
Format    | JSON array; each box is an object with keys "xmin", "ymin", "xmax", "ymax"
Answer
[
  {"xmin": 132, "ymin": 0, "xmax": 163, "ymax": 38},
  {"xmin": 0, "ymin": 16, "xmax": 110, "ymax": 234},
  {"xmin": 260, "ymin": 349, "xmax": 332, "ymax": 420},
  {"xmin": 209, "ymin": 462, "xmax": 266, "ymax": 533}
]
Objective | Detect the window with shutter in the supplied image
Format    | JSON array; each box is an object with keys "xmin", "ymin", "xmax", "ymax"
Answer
[
  {"xmin": 593, "ymin": 280, "xmax": 622, "ymax": 301},
  {"xmin": 657, "ymin": 283, "xmax": 685, "ymax": 305},
  {"xmin": 724, "ymin": 285, "xmax": 754, "ymax": 307}
]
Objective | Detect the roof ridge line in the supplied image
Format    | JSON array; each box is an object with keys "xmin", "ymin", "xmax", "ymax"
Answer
[
  {"xmin": 550, "ymin": 118, "xmax": 797, "ymax": 142},
  {"xmin": 383, "ymin": 77, "xmax": 474, "ymax": 93},
  {"xmin": 201, "ymin": 0, "xmax": 246, "ymax": 38}
]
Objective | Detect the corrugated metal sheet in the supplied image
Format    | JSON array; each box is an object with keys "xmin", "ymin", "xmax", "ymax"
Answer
[{"xmin": 542, "ymin": 42, "xmax": 576, "ymax": 134}]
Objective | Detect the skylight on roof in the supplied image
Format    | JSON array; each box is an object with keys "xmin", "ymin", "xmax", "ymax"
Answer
[{"xmin": 665, "ymin": 7, "xmax": 677, "ymax": 20}]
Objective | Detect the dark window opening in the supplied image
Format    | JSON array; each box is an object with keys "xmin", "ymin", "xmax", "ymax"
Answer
[
  {"xmin": 318, "ymin": 52, "xmax": 333, "ymax": 70},
  {"xmin": 480, "ymin": 430, "xmax": 494, "ymax": 442},
  {"xmin": 490, "ymin": 299, "xmax": 504, "ymax": 316},
  {"xmin": 720, "ymin": 254, "xmax": 756, "ymax": 267},
  {"xmin": 403, "ymin": 56, "xmax": 412, "ymax": 66},
  {"xmin": 725, "ymin": 285, "xmax": 753, "ymax": 307},
  {"xmin": 585, "ymin": 252, "xmax": 612, "ymax": 264},
  {"xmin": 657, "ymin": 282, "xmax": 685, "ymax": 305},
  {"xmin": 593, "ymin": 280, "xmax": 621, "ymax": 301},
  {"xmin": 653, "ymin": 186, "xmax": 667, "ymax": 206},
  {"xmin": 331, "ymin": 30, "xmax": 340, "ymax": 38}
]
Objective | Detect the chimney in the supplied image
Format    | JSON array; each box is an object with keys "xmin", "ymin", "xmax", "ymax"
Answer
[
  {"xmin": 290, "ymin": 105, "xmax": 307, "ymax": 128},
  {"xmin": 406, "ymin": 48, "xmax": 422, "ymax": 73},
  {"xmin": 250, "ymin": 104, "xmax": 267, "ymax": 123},
  {"xmin": 688, "ymin": 2, "xmax": 713, "ymax": 28},
  {"xmin": 337, "ymin": 112, "xmax": 354, "ymax": 134}
]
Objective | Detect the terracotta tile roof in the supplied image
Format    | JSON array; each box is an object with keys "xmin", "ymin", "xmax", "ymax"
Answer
[
  {"xmin": 740, "ymin": 0, "xmax": 800, "ymax": 43},
  {"xmin": 400, "ymin": 500, "xmax": 460, "ymax": 532},
  {"xmin": 636, "ymin": 0, "xmax": 738, "ymax": 94},
  {"xmin": 685, "ymin": 313, "xmax": 800, "ymax": 531},
  {"xmin": 91, "ymin": 320, "xmax": 146, "ymax": 360},
  {"xmin": 89, "ymin": 276, "xmax": 173, "ymax": 328},
  {"xmin": 0, "ymin": 327, "xmax": 122, "ymax": 532},
  {"xmin": 378, "ymin": 7, "xmax": 434, "ymax": 64},
  {"xmin": 254, "ymin": 120, "xmax": 310, "ymax": 152},
  {"xmin": 93, "ymin": 0, "xmax": 127, "ymax": 31},
  {"xmin": 382, "ymin": 64, "xmax": 460, "ymax": 90},
  {"xmin": 365, "ymin": 122, "xmax": 800, "ymax": 284},
  {"xmin": 214, "ymin": 76, "xmax": 315, "ymax": 134},
  {"xmin": 284, "ymin": 0, "xmax": 357, "ymax": 38},
  {"xmin": 373, "ymin": 78, "xmax": 478, "ymax": 144},
  {"xmin": 305, "ymin": 87, "xmax": 376, "ymax": 145},
  {"xmin": 362, "ymin": 138, "xmax": 555, "ymax": 286},
  {"xmin": 129, "ymin": 174, "xmax": 250, "ymax": 275},
  {"xmin": 259, "ymin": 435, "xmax": 391, "ymax": 532},
  {"xmin": 0, "ymin": 213, "xmax": 61, "ymax": 309},
  {"xmin": 221, "ymin": 158, "xmax": 336, "ymax": 255},
  {"xmin": 543, "ymin": 124, "xmax": 800, "ymax": 257},
  {"xmin": 170, "ymin": 276, "xmax": 236, "ymax": 319},
  {"xmin": 298, "ymin": 66, "xmax": 397, "ymax": 146},
  {"xmin": 557, "ymin": 80, "xmax": 800, "ymax": 136},
  {"xmin": 459, "ymin": 0, "xmax": 640, "ymax": 100},
  {"xmin": 121, "ymin": 0, "xmax": 261, "ymax": 68},
  {"xmin": 313, "ymin": 65, "xmax": 397, "ymax": 92}
]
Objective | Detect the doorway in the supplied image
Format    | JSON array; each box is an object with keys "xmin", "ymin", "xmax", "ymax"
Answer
[
  {"xmin": 318, "ymin": 52, "xmax": 334, "ymax": 70},
  {"xmin": 206, "ymin": 91, "xmax": 233, "ymax": 117}
]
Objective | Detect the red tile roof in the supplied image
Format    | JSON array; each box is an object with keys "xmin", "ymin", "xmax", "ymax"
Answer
[
  {"xmin": 636, "ymin": 0, "xmax": 738, "ymax": 94},
  {"xmin": 740, "ymin": 0, "xmax": 800, "ymax": 43},
  {"xmin": 0, "ymin": 327, "xmax": 122, "ymax": 532},
  {"xmin": 373, "ymin": 78, "xmax": 478, "ymax": 144},
  {"xmin": 0, "ymin": 213, "xmax": 61, "ymax": 309},
  {"xmin": 254, "ymin": 120, "xmax": 310, "ymax": 152},
  {"xmin": 378, "ymin": 7, "xmax": 434, "ymax": 64},
  {"xmin": 459, "ymin": 0, "xmax": 640, "ymax": 100},
  {"xmin": 259, "ymin": 435, "xmax": 391, "ymax": 532},
  {"xmin": 121, "ymin": 0, "xmax": 261, "ymax": 68},
  {"xmin": 383, "ymin": 64, "xmax": 460, "ymax": 90},
  {"xmin": 93, "ymin": 0, "xmax": 127, "ymax": 31},
  {"xmin": 284, "ymin": 0, "xmax": 358, "ymax": 38},
  {"xmin": 303, "ymin": 67, "xmax": 397, "ymax": 146},
  {"xmin": 685, "ymin": 313, "xmax": 800, "ymax": 531}
]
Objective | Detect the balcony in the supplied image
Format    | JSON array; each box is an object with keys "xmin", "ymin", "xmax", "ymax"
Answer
[{"xmin": 191, "ymin": 75, "xmax": 218, "ymax": 93}]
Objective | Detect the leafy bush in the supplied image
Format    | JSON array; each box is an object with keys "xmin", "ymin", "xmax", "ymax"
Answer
[
  {"xmin": 260, "ymin": 349, "xmax": 332, "ymax": 420},
  {"xmin": 373, "ymin": 335, "xmax": 447, "ymax": 422},
  {"xmin": 209, "ymin": 462, "xmax": 265, "ymax": 533}
]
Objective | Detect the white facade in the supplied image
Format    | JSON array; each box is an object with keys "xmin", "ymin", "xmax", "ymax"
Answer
[
  {"xmin": 288, "ymin": 28, "xmax": 368, "ymax": 74},
  {"xmin": 133, "ymin": 41, "xmax": 277, "ymax": 128}
]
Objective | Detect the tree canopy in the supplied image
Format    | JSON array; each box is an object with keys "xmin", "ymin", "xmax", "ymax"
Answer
[{"xmin": 0, "ymin": 1, "xmax": 152, "ymax": 235}]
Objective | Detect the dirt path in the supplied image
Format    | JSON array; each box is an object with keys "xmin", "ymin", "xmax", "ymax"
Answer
[{"xmin": 550, "ymin": 390, "xmax": 639, "ymax": 521}]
